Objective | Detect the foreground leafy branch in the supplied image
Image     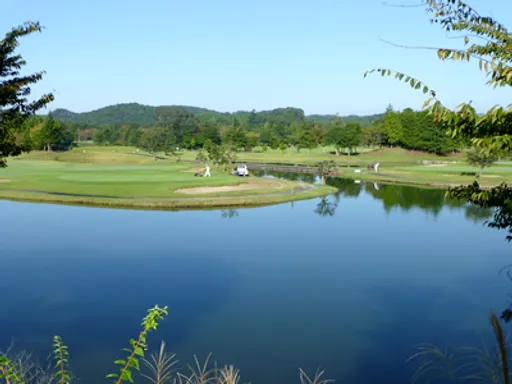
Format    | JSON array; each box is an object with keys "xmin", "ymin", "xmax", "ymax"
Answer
[
  {"xmin": 53, "ymin": 336, "xmax": 71, "ymax": 384},
  {"xmin": 1, "ymin": 304, "xmax": 336, "ymax": 384},
  {"xmin": 0, "ymin": 356, "xmax": 20, "ymax": 384},
  {"xmin": 107, "ymin": 305, "xmax": 168, "ymax": 384}
]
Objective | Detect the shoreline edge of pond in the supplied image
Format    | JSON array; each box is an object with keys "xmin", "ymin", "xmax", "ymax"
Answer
[{"xmin": 0, "ymin": 182, "xmax": 337, "ymax": 211}]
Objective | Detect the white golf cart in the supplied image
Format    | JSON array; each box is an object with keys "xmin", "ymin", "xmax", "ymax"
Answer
[{"xmin": 232, "ymin": 164, "xmax": 249, "ymax": 177}]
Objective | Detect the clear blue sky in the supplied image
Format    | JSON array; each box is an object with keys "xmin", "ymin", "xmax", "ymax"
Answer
[{"xmin": 3, "ymin": 0, "xmax": 511, "ymax": 115}]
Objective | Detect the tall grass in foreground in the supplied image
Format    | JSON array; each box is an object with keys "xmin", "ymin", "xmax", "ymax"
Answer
[
  {"xmin": 2, "ymin": 307, "xmax": 509, "ymax": 384},
  {"xmin": 408, "ymin": 312, "xmax": 510, "ymax": 383},
  {"xmin": 0, "ymin": 305, "xmax": 333, "ymax": 384}
]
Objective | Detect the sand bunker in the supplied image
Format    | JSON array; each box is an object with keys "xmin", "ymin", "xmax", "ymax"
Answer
[
  {"xmin": 0, "ymin": 179, "xmax": 10, "ymax": 182},
  {"xmin": 175, "ymin": 181, "xmax": 285, "ymax": 195}
]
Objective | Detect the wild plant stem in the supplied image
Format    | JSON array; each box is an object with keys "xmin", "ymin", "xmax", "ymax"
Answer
[
  {"xmin": 490, "ymin": 313, "xmax": 509, "ymax": 384},
  {"xmin": 0, "ymin": 365, "xmax": 11, "ymax": 384},
  {"xmin": 56, "ymin": 339, "xmax": 65, "ymax": 384},
  {"xmin": 116, "ymin": 330, "xmax": 147, "ymax": 384}
]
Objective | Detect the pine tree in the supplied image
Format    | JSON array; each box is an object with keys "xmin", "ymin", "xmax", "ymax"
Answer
[
  {"xmin": 39, "ymin": 114, "xmax": 65, "ymax": 151},
  {"xmin": 0, "ymin": 22, "xmax": 54, "ymax": 166},
  {"xmin": 383, "ymin": 109, "xmax": 403, "ymax": 146},
  {"xmin": 400, "ymin": 108, "xmax": 420, "ymax": 149}
]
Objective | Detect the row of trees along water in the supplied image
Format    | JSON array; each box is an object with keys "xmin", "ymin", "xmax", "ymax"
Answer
[{"xmin": 20, "ymin": 103, "xmax": 468, "ymax": 155}]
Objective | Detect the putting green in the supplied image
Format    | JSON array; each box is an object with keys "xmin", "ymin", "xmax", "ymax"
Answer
[{"xmin": 0, "ymin": 157, "xmax": 335, "ymax": 208}]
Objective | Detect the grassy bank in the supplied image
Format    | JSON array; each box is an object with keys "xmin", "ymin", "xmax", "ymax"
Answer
[
  {"xmin": 0, "ymin": 149, "xmax": 336, "ymax": 209},
  {"xmin": 180, "ymin": 145, "xmax": 463, "ymax": 166},
  {"xmin": 3, "ymin": 145, "xmax": 511, "ymax": 207},
  {"xmin": 336, "ymin": 162, "xmax": 512, "ymax": 188}
]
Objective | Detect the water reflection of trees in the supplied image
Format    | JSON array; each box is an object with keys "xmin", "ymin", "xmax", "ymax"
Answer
[
  {"xmin": 253, "ymin": 171, "xmax": 494, "ymax": 222},
  {"xmin": 314, "ymin": 196, "xmax": 338, "ymax": 217},
  {"xmin": 251, "ymin": 170, "xmax": 318, "ymax": 184},
  {"xmin": 325, "ymin": 177, "xmax": 362, "ymax": 198},
  {"xmin": 324, "ymin": 177, "xmax": 494, "ymax": 222},
  {"xmin": 221, "ymin": 209, "xmax": 239, "ymax": 219}
]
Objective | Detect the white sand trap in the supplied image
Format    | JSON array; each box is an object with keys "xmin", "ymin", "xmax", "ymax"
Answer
[{"xmin": 175, "ymin": 181, "xmax": 285, "ymax": 195}]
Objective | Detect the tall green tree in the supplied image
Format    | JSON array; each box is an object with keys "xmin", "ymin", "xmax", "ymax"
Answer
[
  {"xmin": 418, "ymin": 113, "xmax": 454, "ymax": 154},
  {"xmin": 383, "ymin": 109, "xmax": 403, "ymax": 146},
  {"xmin": 139, "ymin": 128, "xmax": 166, "ymax": 158},
  {"xmin": 223, "ymin": 127, "xmax": 247, "ymax": 149},
  {"xmin": 0, "ymin": 22, "xmax": 54, "ymax": 167},
  {"xmin": 297, "ymin": 130, "xmax": 317, "ymax": 152},
  {"xmin": 342, "ymin": 122, "xmax": 362, "ymax": 154},
  {"xmin": 247, "ymin": 109, "xmax": 259, "ymax": 130},
  {"xmin": 400, "ymin": 108, "xmax": 420, "ymax": 149},
  {"xmin": 93, "ymin": 129, "xmax": 107, "ymax": 145},
  {"xmin": 360, "ymin": 122, "xmax": 384, "ymax": 148},
  {"xmin": 312, "ymin": 124, "xmax": 326, "ymax": 147},
  {"xmin": 155, "ymin": 106, "xmax": 198, "ymax": 145},
  {"xmin": 325, "ymin": 119, "xmax": 345, "ymax": 155},
  {"xmin": 38, "ymin": 114, "xmax": 66, "ymax": 151},
  {"xmin": 269, "ymin": 135, "xmax": 280, "ymax": 150},
  {"xmin": 103, "ymin": 126, "xmax": 121, "ymax": 145},
  {"xmin": 200, "ymin": 123, "xmax": 221, "ymax": 145}
]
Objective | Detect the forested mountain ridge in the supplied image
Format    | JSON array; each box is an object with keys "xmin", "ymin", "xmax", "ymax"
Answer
[
  {"xmin": 49, "ymin": 103, "xmax": 382, "ymax": 127},
  {"xmin": 25, "ymin": 101, "xmax": 464, "ymax": 156}
]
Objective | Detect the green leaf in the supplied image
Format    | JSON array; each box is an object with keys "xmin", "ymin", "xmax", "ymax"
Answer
[
  {"xmin": 134, "ymin": 347, "xmax": 145, "ymax": 357},
  {"xmin": 129, "ymin": 358, "xmax": 140, "ymax": 371},
  {"xmin": 422, "ymin": 86, "xmax": 429, "ymax": 94},
  {"xmin": 115, "ymin": 359, "xmax": 126, "ymax": 365},
  {"xmin": 106, "ymin": 373, "xmax": 119, "ymax": 378},
  {"xmin": 121, "ymin": 369, "xmax": 134, "ymax": 383}
]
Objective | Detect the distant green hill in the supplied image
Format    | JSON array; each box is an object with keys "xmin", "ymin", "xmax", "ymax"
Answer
[
  {"xmin": 52, "ymin": 103, "xmax": 157, "ymax": 126},
  {"xmin": 49, "ymin": 103, "xmax": 383, "ymax": 127}
]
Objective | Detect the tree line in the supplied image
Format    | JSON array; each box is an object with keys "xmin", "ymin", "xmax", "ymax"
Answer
[
  {"xmin": 33, "ymin": 104, "xmax": 466, "ymax": 156},
  {"xmin": 10, "ymin": 114, "xmax": 75, "ymax": 153},
  {"xmin": 12, "ymin": 102, "xmax": 465, "ymax": 157}
]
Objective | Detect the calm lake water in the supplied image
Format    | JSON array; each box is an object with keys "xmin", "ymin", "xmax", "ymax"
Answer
[{"xmin": 1, "ymin": 178, "xmax": 512, "ymax": 384}]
